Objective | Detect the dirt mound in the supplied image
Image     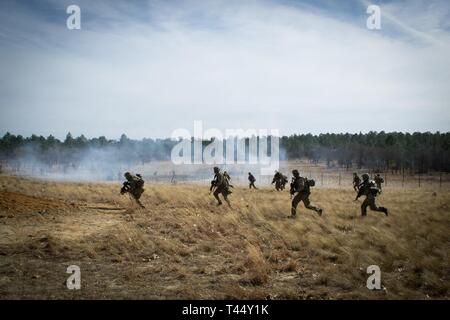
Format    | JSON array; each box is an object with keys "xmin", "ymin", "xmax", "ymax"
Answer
[{"xmin": 0, "ymin": 191, "xmax": 76, "ymax": 215}]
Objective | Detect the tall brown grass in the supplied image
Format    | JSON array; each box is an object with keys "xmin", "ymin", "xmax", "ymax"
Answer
[{"xmin": 0, "ymin": 174, "xmax": 448, "ymax": 299}]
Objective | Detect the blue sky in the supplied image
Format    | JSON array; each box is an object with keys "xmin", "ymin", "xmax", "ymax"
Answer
[{"xmin": 0, "ymin": 0, "xmax": 449, "ymax": 139}]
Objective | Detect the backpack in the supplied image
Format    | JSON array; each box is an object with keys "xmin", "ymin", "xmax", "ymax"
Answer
[
  {"xmin": 369, "ymin": 181, "xmax": 379, "ymax": 196},
  {"xmin": 307, "ymin": 179, "xmax": 315, "ymax": 187},
  {"xmin": 135, "ymin": 176, "xmax": 144, "ymax": 188}
]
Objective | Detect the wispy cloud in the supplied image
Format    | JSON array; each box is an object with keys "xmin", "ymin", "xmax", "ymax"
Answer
[{"xmin": 0, "ymin": 0, "xmax": 449, "ymax": 139}]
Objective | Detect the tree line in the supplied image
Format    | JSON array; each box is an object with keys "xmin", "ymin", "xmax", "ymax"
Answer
[{"xmin": 0, "ymin": 131, "xmax": 449, "ymax": 173}]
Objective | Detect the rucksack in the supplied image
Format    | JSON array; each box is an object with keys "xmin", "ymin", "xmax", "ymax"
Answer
[
  {"xmin": 135, "ymin": 177, "xmax": 144, "ymax": 188},
  {"xmin": 369, "ymin": 181, "xmax": 379, "ymax": 196}
]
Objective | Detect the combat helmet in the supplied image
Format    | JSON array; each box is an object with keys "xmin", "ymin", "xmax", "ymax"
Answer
[{"xmin": 362, "ymin": 173, "xmax": 370, "ymax": 181}]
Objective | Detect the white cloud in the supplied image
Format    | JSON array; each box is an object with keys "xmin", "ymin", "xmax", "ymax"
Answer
[{"xmin": 0, "ymin": 0, "xmax": 449, "ymax": 139}]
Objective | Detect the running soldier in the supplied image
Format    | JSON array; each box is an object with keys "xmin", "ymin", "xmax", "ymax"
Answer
[
  {"xmin": 272, "ymin": 171, "xmax": 288, "ymax": 191},
  {"xmin": 248, "ymin": 172, "xmax": 257, "ymax": 189},
  {"xmin": 223, "ymin": 171, "xmax": 234, "ymax": 189},
  {"xmin": 289, "ymin": 169, "xmax": 322, "ymax": 218},
  {"xmin": 210, "ymin": 167, "xmax": 231, "ymax": 206},
  {"xmin": 355, "ymin": 173, "xmax": 388, "ymax": 216},
  {"xmin": 353, "ymin": 172, "xmax": 361, "ymax": 192},
  {"xmin": 374, "ymin": 174, "xmax": 384, "ymax": 193},
  {"xmin": 170, "ymin": 170, "xmax": 176, "ymax": 184},
  {"xmin": 120, "ymin": 172, "xmax": 145, "ymax": 208}
]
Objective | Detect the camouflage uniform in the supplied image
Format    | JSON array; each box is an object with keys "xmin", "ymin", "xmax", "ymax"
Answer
[
  {"xmin": 356, "ymin": 174, "xmax": 388, "ymax": 216},
  {"xmin": 290, "ymin": 170, "xmax": 322, "ymax": 217},
  {"xmin": 272, "ymin": 171, "xmax": 288, "ymax": 191},
  {"xmin": 223, "ymin": 171, "xmax": 233, "ymax": 188},
  {"xmin": 374, "ymin": 174, "xmax": 384, "ymax": 192},
  {"xmin": 211, "ymin": 167, "xmax": 231, "ymax": 206},
  {"xmin": 353, "ymin": 173, "xmax": 361, "ymax": 192},
  {"xmin": 121, "ymin": 172, "xmax": 145, "ymax": 208},
  {"xmin": 248, "ymin": 172, "xmax": 257, "ymax": 189}
]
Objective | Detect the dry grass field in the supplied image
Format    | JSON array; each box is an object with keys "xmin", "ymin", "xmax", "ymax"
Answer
[{"xmin": 0, "ymin": 173, "xmax": 448, "ymax": 299}]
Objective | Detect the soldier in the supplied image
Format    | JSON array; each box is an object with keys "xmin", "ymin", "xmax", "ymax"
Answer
[
  {"xmin": 272, "ymin": 171, "xmax": 288, "ymax": 191},
  {"xmin": 272, "ymin": 171, "xmax": 280, "ymax": 188},
  {"xmin": 120, "ymin": 172, "xmax": 145, "ymax": 208},
  {"xmin": 374, "ymin": 174, "xmax": 384, "ymax": 193},
  {"xmin": 210, "ymin": 167, "xmax": 231, "ymax": 206},
  {"xmin": 170, "ymin": 170, "xmax": 176, "ymax": 184},
  {"xmin": 280, "ymin": 174, "xmax": 288, "ymax": 190},
  {"xmin": 352, "ymin": 172, "xmax": 361, "ymax": 192},
  {"xmin": 355, "ymin": 173, "xmax": 388, "ymax": 216},
  {"xmin": 248, "ymin": 172, "xmax": 257, "ymax": 189},
  {"xmin": 223, "ymin": 171, "xmax": 234, "ymax": 188},
  {"xmin": 289, "ymin": 169, "xmax": 322, "ymax": 218}
]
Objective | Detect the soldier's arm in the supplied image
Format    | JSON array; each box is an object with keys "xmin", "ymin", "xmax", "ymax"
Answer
[
  {"xmin": 210, "ymin": 177, "xmax": 217, "ymax": 191},
  {"xmin": 355, "ymin": 185, "xmax": 364, "ymax": 200},
  {"xmin": 290, "ymin": 179, "xmax": 297, "ymax": 194}
]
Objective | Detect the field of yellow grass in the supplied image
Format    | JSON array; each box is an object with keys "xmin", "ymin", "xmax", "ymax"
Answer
[{"xmin": 0, "ymin": 173, "xmax": 448, "ymax": 299}]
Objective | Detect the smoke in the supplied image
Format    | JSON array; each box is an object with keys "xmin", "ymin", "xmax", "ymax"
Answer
[{"xmin": 1, "ymin": 134, "xmax": 288, "ymax": 185}]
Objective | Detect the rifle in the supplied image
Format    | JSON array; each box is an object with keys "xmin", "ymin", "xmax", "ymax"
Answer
[
  {"xmin": 209, "ymin": 180, "xmax": 216, "ymax": 194},
  {"xmin": 120, "ymin": 181, "xmax": 131, "ymax": 194},
  {"xmin": 289, "ymin": 176, "xmax": 297, "ymax": 196},
  {"xmin": 354, "ymin": 182, "xmax": 365, "ymax": 201}
]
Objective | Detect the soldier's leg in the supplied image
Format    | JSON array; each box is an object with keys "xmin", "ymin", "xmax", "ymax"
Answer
[
  {"xmin": 135, "ymin": 198, "xmax": 145, "ymax": 208},
  {"xmin": 213, "ymin": 189, "xmax": 222, "ymax": 205},
  {"xmin": 221, "ymin": 190, "xmax": 231, "ymax": 206},
  {"xmin": 132, "ymin": 190, "xmax": 145, "ymax": 208},
  {"xmin": 361, "ymin": 197, "xmax": 369, "ymax": 216},
  {"xmin": 302, "ymin": 194, "xmax": 322, "ymax": 215},
  {"xmin": 291, "ymin": 193, "xmax": 301, "ymax": 216},
  {"xmin": 368, "ymin": 196, "xmax": 388, "ymax": 215}
]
